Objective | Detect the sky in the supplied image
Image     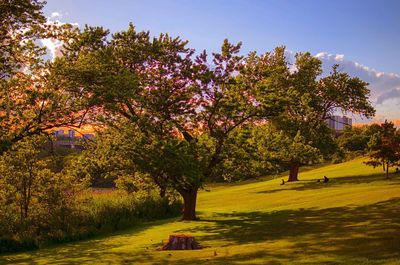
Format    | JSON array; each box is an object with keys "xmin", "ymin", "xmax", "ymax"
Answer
[{"xmin": 43, "ymin": 0, "xmax": 400, "ymax": 124}]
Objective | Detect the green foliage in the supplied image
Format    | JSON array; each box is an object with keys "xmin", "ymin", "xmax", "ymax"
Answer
[
  {"xmin": 0, "ymin": 0, "xmax": 90, "ymax": 154},
  {"xmin": 63, "ymin": 137, "xmax": 124, "ymax": 188},
  {"xmin": 338, "ymin": 126, "xmax": 369, "ymax": 152},
  {"xmin": 331, "ymin": 124, "xmax": 378, "ymax": 165},
  {"xmin": 0, "ymin": 1, "xmax": 382, "ymax": 258},
  {"xmin": 73, "ymin": 124, "xmax": 206, "ymax": 195},
  {"xmin": 335, "ymin": 124, "xmax": 383, "ymax": 163},
  {"xmin": 54, "ymin": 22, "xmax": 375, "ymax": 216},
  {"xmin": 364, "ymin": 120, "xmax": 400, "ymax": 178},
  {"xmin": 0, "ymin": 0, "xmax": 46, "ymax": 78},
  {"xmin": 0, "ymin": 136, "xmax": 83, "ymax": 252},
  {"xmin": 266, "ymin": 52, "xmax": 375, "ymax": 181},
  {"xmin": 257, "ymin": 125, "xmax": 322, "ymax": 171},
  {"xmin": 0, "ymin": 135, "xmax": 181, "ymax": 253},
  {"xmin": 207, "ymin": 122, "xmax": 325, "ymax": 183},
  {"xmin": 318, "ymin": 65, "xmax": 375, "ymax": 119},
  {"xmin": 215, "ymin": 125, "xmax": 276, "ymax": 182},
  {"xmin": 55, "ymin": 27, "xmax": 297, "ymax": 218},
  {"xmin": 115, "ymin": 173, "xmax": 154, "ymax": 194},
  {"xmin": 331, "ymin": 147, "xmax": 347, "ymax": 164},
  {"xmin": 0, "ymin": 189, "xmax": 181, "ymax": 253}
]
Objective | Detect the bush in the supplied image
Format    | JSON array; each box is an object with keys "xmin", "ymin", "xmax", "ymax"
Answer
[
  {"xmin": 0, "ymin": 238, "xmax": 38, "ymax": 253},
  {"xmin": 0, "ymin": 188, "xmax": 181, "ymax": 253},
  {"xmin": 0, "ymin": 137, "xmax": 182, "ymax": 254}
]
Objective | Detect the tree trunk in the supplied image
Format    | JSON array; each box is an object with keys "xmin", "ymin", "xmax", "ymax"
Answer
[
  {"xmin": 288, "ymin": 161, "xmax": 300, "ymax": 182},
  {"xmin": 386, "ymin": 161, "xmax": 390, "ymax": 179},
  {"xmin": 162, "ymin": 234, "xmax": 202, "ymax": 250},
  {"xmin": 180, "ymin": 189, "xmax": 198, "ymax": 221}
]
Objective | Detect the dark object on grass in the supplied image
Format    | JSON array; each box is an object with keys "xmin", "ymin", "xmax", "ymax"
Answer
[
  {"xmin": 281, "ymin": 179, "xmax": 285, "ymax": 185},
  {"xmin": 323, "ymin": 176, "xmax": 329, "ymax": 183},
  {"xmin": 317, "ymin": 179, "xmax": 321, "ymax": 183},
  {"xmin": 162, "ymin": 234, "xmax": 203, "ymax": 250},
  {"xmin": 396, "ymin": 168, "xmax": 399, "ymax": 174}
]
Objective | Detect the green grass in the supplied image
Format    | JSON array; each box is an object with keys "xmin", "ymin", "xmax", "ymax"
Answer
[{"xmin": 2, "ymin": 157, "xmax": 400, "ymax": 264}]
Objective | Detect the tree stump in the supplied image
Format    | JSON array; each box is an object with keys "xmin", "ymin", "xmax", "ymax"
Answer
[{"xmin": 162, "ymin": 234, "xmax": 202, "ymax": 250}]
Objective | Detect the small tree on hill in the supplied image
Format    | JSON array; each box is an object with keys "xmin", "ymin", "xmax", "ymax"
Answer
[{"xmin": 365, "ymin": 120, "xmax": 400, "ymax": 178}]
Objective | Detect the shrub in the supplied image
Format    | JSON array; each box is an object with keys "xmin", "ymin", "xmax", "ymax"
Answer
[
  {"xmin": 0, "ymin": 137, "xmax": 182, "ymax": 254},
  {"xmin": 0, "ymin": 188, "xmax": 181, "ymax": 253}
]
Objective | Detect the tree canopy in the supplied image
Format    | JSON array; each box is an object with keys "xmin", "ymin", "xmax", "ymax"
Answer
[
  {"xmin": 365, "ymin": 120, "xmax": 400, "ymax": 178},
  {"xmin": 0, "ymin": 0, "xmax": 88, "ymax": 154},
  {"xmin": 270, "ymin": 53, "xmax": 375, "ymax": 182}
]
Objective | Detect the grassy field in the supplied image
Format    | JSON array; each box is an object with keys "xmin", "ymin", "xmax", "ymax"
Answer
[{"xmin": 1, "ymin": 157, "xmax": 400, "ymax": 264}]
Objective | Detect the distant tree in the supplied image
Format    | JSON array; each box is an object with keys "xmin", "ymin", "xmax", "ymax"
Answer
[
  {"xmin": 337, "ymin": 124, "xmax": 382, "ymax": 156},
  {"xmin": 365, "ymin": 121, "xmax": 400, "ymax": 178},
  {"xmin": 337, "ymin": 126, "xmax": 369, "ymax": 152},
  {"xmin": 272, "ymin": 53, "xmax": 375, "ymax": 182},
  {"xmin": 0, "ymin": 136, "xmax": 82, "ymax": 225},
  {"xmin": 253, "ymin": 124, "xmax": 322, "ymax": 178},
  {"xmin": 63, "ymin": 126, "xmax": 133, "ymax": 189},
  {"xmin": 275, "ymin": 131, "xmax": 322, "ymax": 181}
]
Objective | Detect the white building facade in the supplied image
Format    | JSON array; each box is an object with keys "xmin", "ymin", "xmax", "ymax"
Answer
[{"xmin": 326, "ymin": 115, "xmax": 352, "ymax": 131}]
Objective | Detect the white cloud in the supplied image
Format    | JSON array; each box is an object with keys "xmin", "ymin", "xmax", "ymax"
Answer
[
  {"xmin": 284, "ymin": 50, "xmax": 298, "ymax": 73},
  {"xmin": 315, "ymin": 52, "xmax": 327, "ymax": 58},
  {"xmin": 376, "ymin": 87, "xmax": 400, "ymax": 105},
  {"xmin": 40, "ymin": 38, "xmax": 63, "ymax": 61},
  {"xmin": 41, "ymin": 12, "xmax": 79, "ymax": 61},
  {"xmin": 286, "ymin": 50, "xmax": 400, "ymax": 123},
  {"xmin": 313, "ymin": 52, "xmax": 400, "ymax": 123},
  {"xmin": 334, "ymin": 54, "xmax": 344, "ymax": 61},
  {"xmin": 50, "ymin": 12, "xmax": 62, "ymax": 19}
]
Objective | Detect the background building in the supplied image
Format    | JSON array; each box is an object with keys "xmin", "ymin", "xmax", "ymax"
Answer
[
  {"xmin": 326, "ymin": 115, "xmax": 352, "ymax": 131},
  {"xmin": 52, "ymin": 129, "xmax": 94, "ymax": 150}
]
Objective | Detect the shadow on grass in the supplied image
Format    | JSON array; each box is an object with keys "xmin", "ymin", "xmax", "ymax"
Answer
[
  {"xmin": 257, "ymin": 172, "xmax": 400, "ymax": 194},
  {"xmin": 2, "ymin": 198, "xmax": 399, "ymax": 264},
  {"xmin": 0, "ymin": 217, "xmax": 179, "ymax": 265},
  {"xmin": 176, "ymin": 197, "xmax": 400, "ymax": 263}
]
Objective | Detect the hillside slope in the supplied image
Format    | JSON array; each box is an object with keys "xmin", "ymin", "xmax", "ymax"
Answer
[{"xmin": 2, "ymin": 157, "xmax": 400, "ymax": 264}]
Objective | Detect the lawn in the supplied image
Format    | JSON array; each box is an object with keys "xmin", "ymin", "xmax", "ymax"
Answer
[{"xmin": 2, "ymin": 157, "xmax": 400, "ymax": 264}]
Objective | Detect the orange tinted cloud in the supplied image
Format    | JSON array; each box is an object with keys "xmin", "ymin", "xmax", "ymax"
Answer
[
  {"xmin": 52, "ymin": 124, "xmax": 102, "ymax": 136},
  {"xmin": 393, "ymin": 119, "xmax": 400, "ymax": 126},
  {"xmin": 353, "ymin": 119, "xmax": 400, "ymax": 127}
]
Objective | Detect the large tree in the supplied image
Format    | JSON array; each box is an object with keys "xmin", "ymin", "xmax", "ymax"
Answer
[
  {"xmin": 55, "ymin": 25, "xmax": 290, "ymax": 220},
  {"xmin": 272, "ymin": 53, "xmax": 375, "ymax": 182}
]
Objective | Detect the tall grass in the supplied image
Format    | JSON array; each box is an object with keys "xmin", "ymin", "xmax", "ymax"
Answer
[
  {"xmin": 0, "ymin": 190, "xmax": 182, "ymax": 253},
  {"xmin": 78, "ymin": 190, "xmax": 181, "ymax": 236}
]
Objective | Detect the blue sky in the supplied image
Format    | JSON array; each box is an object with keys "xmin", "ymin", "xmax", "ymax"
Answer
[
  {"xmin": 44, "ymin": 0, "xmax": 399, "ymax": 74},
  {"xmin": 43, "ymin": 0, "xmax": 400, "ymax": 122}
]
